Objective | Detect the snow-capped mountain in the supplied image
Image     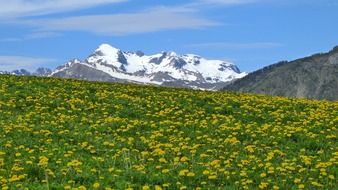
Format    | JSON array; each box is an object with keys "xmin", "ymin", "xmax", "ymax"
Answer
[
  {"xmin": 0, "ymin": 67, "xmax": 52, "ymax": 77},
  {"xmin": 0, "ymin": 68, "xmax": 52, "ymax": 76},
  {"xmin": 11, "ymin": 69, "xmax": 31, "ymax": 76},
  {"xmin": 51, "ymin": 44, "xmax": 246, "ymax": 90},
  {"xmin": 33, "ymin": 67, "xmax": 52, "ymax": 76}
]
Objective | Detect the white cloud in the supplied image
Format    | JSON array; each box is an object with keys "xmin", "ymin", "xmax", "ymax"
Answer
[
  {"xmin": 16, "ymin": 8, "xmax": 219, "ymax": 36},
  {"xmin": 0, "ymin": 56, "xmax": 56, "ymax": 71},
  {"xmin": 0, "ymin": 0, "xmax": 127, "ymax": 18},
  {"xmin": 186, "ymin": 42, "xmax": 284, "ymax": 49}
]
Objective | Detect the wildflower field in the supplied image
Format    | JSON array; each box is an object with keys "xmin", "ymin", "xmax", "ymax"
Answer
[{"xmin": 0, "ymin": 75, "xmax": 337, "ymax": 190}]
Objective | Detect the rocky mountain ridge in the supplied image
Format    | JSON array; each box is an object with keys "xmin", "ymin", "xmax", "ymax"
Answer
[{"xmin": 224, "ymin": 46, "xmax": 338, "ymax": 100}]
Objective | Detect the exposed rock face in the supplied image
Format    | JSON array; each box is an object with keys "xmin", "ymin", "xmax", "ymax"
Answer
[
  {"xmin": 328, "ymin": 52, "xmax": 338, "ymax": 64},
  {"xmin": 51, "ymin": 61, "xmax": 125, "ymax": 82}
]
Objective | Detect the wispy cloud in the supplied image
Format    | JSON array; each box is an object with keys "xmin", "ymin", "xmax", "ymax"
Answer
[
  {"xmin": 0, "ymin": 56, "xmax": 56, "ymax": 71},
  {"xmin": 0, "ymin": 0, "xmax": 127, "ymax": 18},
  {"xmin": 186, "ymin": 42, "xmax": 284, "ymax": 49},
  {"xmin": 15, "ymin": 8, "xmax": 219, "ymax": 36},
  {"xmin": 177, "ymin": 0, "xmax": 261, "ymax": 11},
  {"xmin": 26, "ymin": 32, "xmax": 61, "ymax": 39},
  {"xmin": 0, "ymin": 32, "xmax": 61, "ymax": 42},
  {"xmin": 0, "ymin": 0, "xmax": 260, "ymax": 38},
  {"xmin": 0, "ymin": 38, "xmax": 22, "ymax": 42},
  {"xmin": 198, "ymin": 0, "xmax": 259, "ymax": 5}
]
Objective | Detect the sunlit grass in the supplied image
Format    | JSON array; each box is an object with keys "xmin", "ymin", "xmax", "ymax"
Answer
[{"xmin": 0, "ymin": 75, "xmax": 337, "ymax": 189}]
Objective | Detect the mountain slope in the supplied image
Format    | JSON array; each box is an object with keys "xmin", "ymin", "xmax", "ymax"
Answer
[
  {"xmin": 224, "ymin": 46, "xmax": 338, "ymax": 100},
  {"xmin": 0, "ymin": 74, "xmax": 337, "ymax": 189},
  {"xmin": 50, "ymin": 44, "xmax": 246, "ymax": 90}
]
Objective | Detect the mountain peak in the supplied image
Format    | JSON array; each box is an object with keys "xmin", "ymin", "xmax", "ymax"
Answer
[
  {"xmin": 95, "ymin": 44, "xmax": 121, "ymax": 56},
  {"xmin": 167, "ymin": 51, "xmax": 177, "ymax": 57}
]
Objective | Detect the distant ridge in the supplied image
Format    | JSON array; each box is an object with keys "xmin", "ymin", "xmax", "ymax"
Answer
[{"xmin": 224, "ymin": 46, "xmax": 338, "ymax": 101}]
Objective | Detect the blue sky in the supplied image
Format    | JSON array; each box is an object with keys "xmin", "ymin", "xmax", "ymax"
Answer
[{"xmin": 0, "ymin": 0, "xmax": 337, "ymax": 72}]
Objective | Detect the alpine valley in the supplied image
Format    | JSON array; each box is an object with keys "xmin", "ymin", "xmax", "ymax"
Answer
[{"xmin": 2, "ymin": 44, "xmax": 246, "ymax": 90}]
